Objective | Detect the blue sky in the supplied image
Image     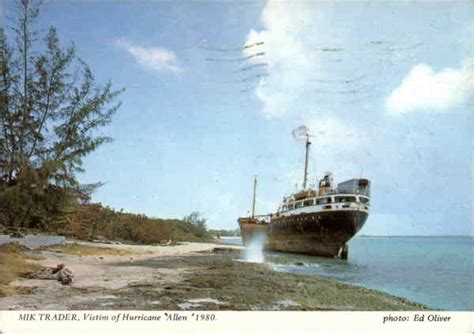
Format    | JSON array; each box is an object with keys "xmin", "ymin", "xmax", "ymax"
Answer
[{"xmin": 2, "ymin": 1, "xmax": 473, "ymax": 236}]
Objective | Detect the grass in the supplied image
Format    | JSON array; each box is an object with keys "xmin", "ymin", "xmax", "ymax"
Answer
[
  {"xmin": 24, "ymin": 254, "xmax": 47, "ymax": 261},
  {"xmin": 0, "ymin": 243, "xmax": 42, "ymax": 297},
  {"xmin": 44, "ymin": 243, "xmax": 132, "ymax": 256}
]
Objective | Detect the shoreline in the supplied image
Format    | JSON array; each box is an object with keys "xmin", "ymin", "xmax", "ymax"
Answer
[{"xmin": 0, "ymin": 240, "xmax": 429, "ymax": 311}]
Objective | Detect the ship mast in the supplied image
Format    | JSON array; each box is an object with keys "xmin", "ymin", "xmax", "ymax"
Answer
[
  {"xmin": 303, "ymin": 135, "xmax": 311, "ymax": 189},
  {"xmin": 292, "ymin": 125, "xmax": 312, "ymax": 190},
  {"xmin": 251, "ymin": 176, "xmax": 257, "ymax": 218}
]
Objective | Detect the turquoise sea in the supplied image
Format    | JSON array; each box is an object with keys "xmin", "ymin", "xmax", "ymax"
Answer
[{"xmin": 222, "ymin": 236, "xmax": 473, "ymax": 310}]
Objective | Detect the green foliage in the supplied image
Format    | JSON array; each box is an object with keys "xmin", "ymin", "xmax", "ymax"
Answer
[
  {"xmin": 0, "ymin": 161, "xmax": 76, "ymax": 229},
  {"xmin": 181, "ymin": 211, "xmax": 210, "ymax": 239},
  {"xmin": 0, "ymin": 1, "xmax": 122, "ymax": 229},
  {"xmin": 62, "ymin": 204, "xmax": 212, "ymax": 244}
]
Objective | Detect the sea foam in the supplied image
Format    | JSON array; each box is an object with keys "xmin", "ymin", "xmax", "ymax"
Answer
[{"xmin": 242, "ymin": 233, "xmax": 267, "ymax": 263}]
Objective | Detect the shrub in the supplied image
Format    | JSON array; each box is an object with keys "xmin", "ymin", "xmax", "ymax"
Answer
[{"xmin": 62, "ymin": 204, "xmax": 212, "ymax": 244}]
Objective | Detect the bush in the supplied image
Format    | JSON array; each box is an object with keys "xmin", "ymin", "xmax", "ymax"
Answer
[
  {"xmin": 0, "ymin": 163, "xmax": 76, "ymax": 231},
  {"xmin": 62, "ymin": 204, "xmax": 212, "ymax": 244}
]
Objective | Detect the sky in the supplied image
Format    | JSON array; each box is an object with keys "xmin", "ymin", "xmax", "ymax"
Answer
[{"xmin": 1, "ymin": 1, "xmax": 473, "ymax": 236}]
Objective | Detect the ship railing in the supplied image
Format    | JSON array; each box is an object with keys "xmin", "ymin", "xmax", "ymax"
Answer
[{"xmin": 242, "ymin": 214, "xmax": 272, "ymax": 224}]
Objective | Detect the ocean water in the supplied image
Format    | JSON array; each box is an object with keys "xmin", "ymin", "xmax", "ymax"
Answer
[
  {"xmin": 221, "ymin": 236, "xmax": 473, "ymax": 310},
  {"xmin": 0, "ymin": 235, "xmax": 65, "ymax": 249}
]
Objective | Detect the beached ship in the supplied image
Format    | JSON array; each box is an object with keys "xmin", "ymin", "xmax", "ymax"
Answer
[{"xmin": 238, "ymin": 126, "xmax": 370, "ymax": 259}]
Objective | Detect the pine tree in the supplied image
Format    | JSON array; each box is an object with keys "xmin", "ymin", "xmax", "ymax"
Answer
[{"xmin": 0, "ymin": 1, "xmax": 123, "ymax": 229}]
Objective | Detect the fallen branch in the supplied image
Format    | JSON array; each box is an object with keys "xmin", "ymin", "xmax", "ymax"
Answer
[{"xmin": 21, "ymin": 263, "xmax": 74, "ymax": 285}]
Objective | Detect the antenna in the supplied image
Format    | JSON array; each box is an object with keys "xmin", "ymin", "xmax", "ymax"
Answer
[{"xmin": 292, "ymin": 126, "xmax": 312, "ymax": 189}]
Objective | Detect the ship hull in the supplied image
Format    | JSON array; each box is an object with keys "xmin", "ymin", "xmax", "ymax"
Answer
[
  {"xmin": 238, "ymin": 218, "xmax": 269, "ymax": 246},
  {"xmin": 239, "ymin": 210, "xmax": 368, "ymax": 257},
  {"xmin": 268, "ymin": 210, "xmax": 368, "ymax": 257}
]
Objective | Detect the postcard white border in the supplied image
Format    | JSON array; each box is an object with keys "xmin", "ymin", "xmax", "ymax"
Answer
[{"xmin": 0, "ymin": 311, "xmax": 472, "ymax": 334}]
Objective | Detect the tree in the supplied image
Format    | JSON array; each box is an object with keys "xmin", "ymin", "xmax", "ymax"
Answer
[
  {"xmin": 0, "ymin": 1, "xmax": 122, "ymax": 228},
  {"xmin": 183, "ymin": 212, "xmax": 208, "ymax": 238}
]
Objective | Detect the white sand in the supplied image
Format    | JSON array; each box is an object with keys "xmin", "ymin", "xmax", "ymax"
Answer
[{"xmin": 0, "ymin": 240, "xmax": 241, "ymax": 310}]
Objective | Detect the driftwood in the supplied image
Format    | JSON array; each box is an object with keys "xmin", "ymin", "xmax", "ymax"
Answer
[
  {"xmin": 21, "ymin": 263, "xmax": 74, "ymax": 285},
  {"xmin": 159, "ymin": 239, "xmax": 172, "ymax": 246}
]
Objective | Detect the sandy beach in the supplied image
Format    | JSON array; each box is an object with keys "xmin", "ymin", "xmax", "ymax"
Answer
[{"xmin": 0, "ymin": 240, "xmax": 429, "ymax": 311}]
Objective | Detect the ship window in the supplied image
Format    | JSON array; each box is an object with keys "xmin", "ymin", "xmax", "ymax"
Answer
[
  {"xmin": 303, "ymin": 199, "xmax": 314, "ymax": 207},
  {"xmin": 287, "ymin": 203, "xmax": 294, "ymax": 210},
  {"xmin": 295, "ymin": 201, "xmax": 303, "ymax": 209},
  {"xmin": 359, "ymin": 197, "xmax": 369, "ymax": 204},
  {"xmin": 317, "ymin": 197, "xmax": 332, "ymax": 205},
  {"xmin": 336, "ymin": 196, "xmax": 357, "ymax": 203},
  {"xmin": 282, "ymin": 205, "xmax": 288, "ymax": 211}
]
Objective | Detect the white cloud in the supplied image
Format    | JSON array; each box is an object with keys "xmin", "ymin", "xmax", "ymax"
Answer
[
  {"xmin": 386, "ymin": 58, "xmax": 474, "ymax": 114},
  {"xmin": 244, "ymin": 2, "xmax": 323, "ymax": 118},
  {"xmin": 115, "ymin": 39, "xmax": 181, "ymax": 73},
  {"xmin": 246, "ymin": 2, "xmax": 474, "ymax": 119}
]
